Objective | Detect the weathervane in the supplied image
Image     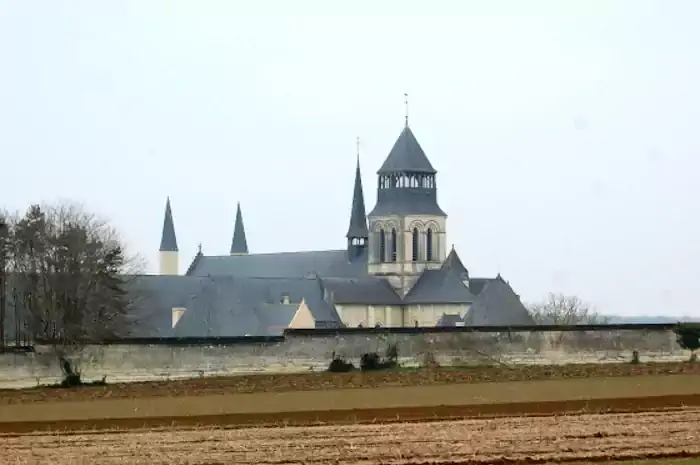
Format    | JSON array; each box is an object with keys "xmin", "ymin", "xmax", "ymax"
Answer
[
  {"xmin": 356, "ymin": 136, "xmax": 360, "ymax": 161},
  {"xmin": 404, "ymin": 92, "xmax": 409, "ymax": 126}
]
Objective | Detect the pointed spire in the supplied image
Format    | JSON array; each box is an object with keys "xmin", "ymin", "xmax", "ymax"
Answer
[
  {"xmin": 159, "ymin": 197, "xmax": 178, "ymax": 252},
  {"xmin": 346, "ymin": 138, "xmax": 369, "ymax": 239},
  {"xmin": 230, "ymin": 202, "xmax": 249, "ymax": 255}
]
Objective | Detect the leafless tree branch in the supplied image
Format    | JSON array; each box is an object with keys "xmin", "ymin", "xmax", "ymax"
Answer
[
  {"xmin": 0, "ymin": 201, "xmax": 145, "ymax": 370},
  {"xmin": 528, "ymin": 292, "xmax": 609, "ymax": 325}
]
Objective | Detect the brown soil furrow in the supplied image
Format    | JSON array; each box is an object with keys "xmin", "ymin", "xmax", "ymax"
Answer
[
  {"xmin": 2, "ymin": 392, "xmax": 700, "ymax": 434},
  {"xmin": 2, "ymin": 410, "xmax": 700, "ymax": 465}
]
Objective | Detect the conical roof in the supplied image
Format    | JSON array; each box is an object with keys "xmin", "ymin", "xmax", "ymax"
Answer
[{"xmin": 377, "ymin": 125, "xmax": 436, "ymax": 174}]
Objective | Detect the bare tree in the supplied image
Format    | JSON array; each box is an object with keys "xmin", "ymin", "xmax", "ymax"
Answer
[
  {"xmin": 2, "ymin": 201, "xmax": 144, "ymax": 380},
  {"xmin": 528, "ymin": 293, "xmax": 609, "ymax": 325}
]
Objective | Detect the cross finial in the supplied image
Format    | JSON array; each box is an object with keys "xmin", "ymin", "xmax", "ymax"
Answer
[
  {"xmin": 356, "ymin": 136, "xmax": 360, "ymax": 162},
  {"xmin": 197, "ymin": 243, "xmax": 202, "ymax": 255},
  {"xmin": 404, "ymin": 92, "xmax": 409, "ymax": 127}
]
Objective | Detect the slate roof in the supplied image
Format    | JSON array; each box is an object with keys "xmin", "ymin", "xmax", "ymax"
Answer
[
  {"xmin": 176, "ymin": 276, "xmax": 340, "ymax": 337},
  {"xmin": 125, "ymin": 275, "xmax": 341, "ymax": 338},
  {"xmin": 126, "ymin": 275, "xmax": 210, "ymax": 337},
  {"xmin": 346, "ymin": 157, "xmax": 369, "ymax": 240},
  {"xmin": 463, "ymin": 277, "xmax": 535, "ymax": 326},
  {"xmin": 187, "ymin": 249, "xmax": 368, "ymax": 279},
  {"xmin": 159, "ymin": 197, "xmax": 178, "ymax": 252},
  {"xmin": 321, "ymin": 277, "xmax": 400, "ymax": 305},
  {"xmin": 255, "ymin": 303, "xmax": 301, "ymax": 336},
  {"xmin": 378, "ymin": 125, "xmax": 437, "ymax": 174},
  {"xmin": 466, "ymin": 277, "xmax": 492, "ymax": 296},
  {"xmin": 442, "ymin": 247, "xmax": 469, "ymax": 280},
  {"xmin": 404, "ymin": 268, "xmax": 475, "ymax": 304},
  {"xmin": 368, "ymin": 189, "xmax": 447, "ymax": 217},
  {"xmin": 230, "ymin": 202, "xmax": 249, "ymax": 254}
]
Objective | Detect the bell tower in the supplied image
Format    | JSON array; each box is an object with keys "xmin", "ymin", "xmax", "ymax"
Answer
[{"xmin": 367, "ymin": 104, "xmax": 447, "ymax": 293}]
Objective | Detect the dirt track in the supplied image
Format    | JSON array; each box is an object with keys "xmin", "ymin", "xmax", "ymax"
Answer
[{"xmin": 4, "ymin": 409, "xmax": 700, "ymax": 465}]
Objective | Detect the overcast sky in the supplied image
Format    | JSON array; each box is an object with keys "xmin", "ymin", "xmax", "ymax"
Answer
[{"xmin": 1, "ymin": 1, "xmax": 698, "ymax": 317}]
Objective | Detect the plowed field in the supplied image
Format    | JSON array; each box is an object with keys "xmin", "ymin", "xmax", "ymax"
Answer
[
  {"xmin": 4, "ymin": 409, "xmax": 700, "ymax": 465},
  {"xmin": 2, "ymin": 373, "xmax": 700, "ymax": 434}
]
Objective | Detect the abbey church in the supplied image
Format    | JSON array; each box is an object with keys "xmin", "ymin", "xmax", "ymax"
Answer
[{"xmin": 136, "ymin": 119, "xmax": 534, "ymax": 337}]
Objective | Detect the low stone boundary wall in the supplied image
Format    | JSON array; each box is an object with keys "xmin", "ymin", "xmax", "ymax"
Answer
[{"xmin": 0, "ymin": 328, "xmax": 691, "ymax": 389}]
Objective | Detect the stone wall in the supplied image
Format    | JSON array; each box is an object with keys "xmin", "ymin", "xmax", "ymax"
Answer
[{"xmin": 0, "ymin": 328, "xmax": 690, "ymax": 389}]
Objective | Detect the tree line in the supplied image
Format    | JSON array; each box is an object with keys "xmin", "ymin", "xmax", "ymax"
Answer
[{"xmin": 0, "ymin": 201, "xmax": 141, "ymax": 353}]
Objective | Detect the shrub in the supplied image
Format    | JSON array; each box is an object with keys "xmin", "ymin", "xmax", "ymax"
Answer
[
  {"xmin": 360, "ymin": 352, "xmax": 382, "ymax": 371},
  {"xmin": 327, "ymin": 352, "xmax": 354, "ymax": 372},
  {"xmin": 360, "ymin": 346, "xmax": 399, "ymax": 372},
  {"xmin": 61, "ymin": 373, "xmax": 83, "ymax": 387},
  {"xmin": 674, "ymin": 323, "xmax": 700, "ymax": 362},
  {"xmin": 51, "ymin": 356, "xmax": 108, "ymax": 388}
]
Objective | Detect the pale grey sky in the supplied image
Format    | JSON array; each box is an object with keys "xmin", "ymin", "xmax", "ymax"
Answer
[{"xmin": 1, "ymin": 1, "xmax": 698, "ymax": 317}]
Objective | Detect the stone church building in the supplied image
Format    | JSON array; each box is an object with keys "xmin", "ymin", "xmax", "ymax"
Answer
[{"xmin": 144, "ymin": 119, "xmax": 534, "ymax": 337}]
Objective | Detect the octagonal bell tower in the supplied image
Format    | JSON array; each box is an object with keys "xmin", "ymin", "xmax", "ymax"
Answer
[{"xmin": 367, "ymin": 115, "xmax": 447, "ymax": 294}]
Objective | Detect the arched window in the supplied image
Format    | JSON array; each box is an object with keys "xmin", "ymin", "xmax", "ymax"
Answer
[
  {"xmin": 390, "ymin": 228, "xmax": 397, "ymax": 262},
  {"xmin": 426, "ymin": 228, "xmax": 434, "ymax": 261},
  {"xmin": 412, "ymin": 228, "xmax": 419, "ymax": 261},
  {"xmin": 379, "ymin": 229, "xmax": 386, "ymax": 263}
]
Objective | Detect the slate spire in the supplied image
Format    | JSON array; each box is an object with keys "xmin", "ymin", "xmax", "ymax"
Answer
[
  {"xmin": 347, "ymin": 139, "xmax": 369, "ymax": 260},
  {"xmin": 346, "ymin": 143, "xmax": 369, "ymax": 240},
  {"xmin": 159, "ymin": 197, "xmax": 178, "ymax": 252},
  {"xmin": 230, "ymin": 202, "xmax": 249, "ymax": 255}
]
